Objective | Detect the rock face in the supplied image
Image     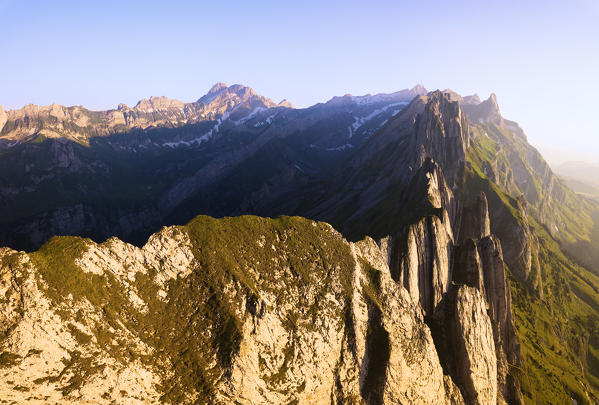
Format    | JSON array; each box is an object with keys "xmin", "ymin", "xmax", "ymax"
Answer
[
  {"xmin": 459, "ymin": 193, "xmax": 491, "ymax": 242},
  {"xmin": 389, "ymin": 212, "xmax": 454, "ymax": 316},
  {"xmin": 478, "ymin": 236, "xmax": 523, "ymax": 404},
  {"xmin": 450, "ymin": 195, "xmax": 523, "ymax": 404},
  {"xmin": 0, "ymin": 214, "xmax": 525, "ymax": 404},
  {"xmin": 450, "ymin": 286, "xmax": 497, "ymax": 405},
  {"xmin": 0, "ymin": 248, "xmax": 161, "ymax": 404},
  {"xmin": 380, "ymin": 192, "xmax": 522, "ymax": 404},
  {"xmin": 484, "ymin": 198, "xmax": 543, "ymax": 298},
  {"xmin": 410, "ymin": 90, "xmax": 471, "ymax": 186}
]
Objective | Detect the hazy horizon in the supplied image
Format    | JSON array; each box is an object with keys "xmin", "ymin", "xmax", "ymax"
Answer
[{"xmin": 1, "ymin": 0, "xmax": 597, "ymax": 164}]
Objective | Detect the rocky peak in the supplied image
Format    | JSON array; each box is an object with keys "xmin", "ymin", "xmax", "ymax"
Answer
[
  {"xmin": 208, "ymin": 82, "xmax": 228, "ymax": 94},
  {"xmin": 197, "ymin": 82, "xmax": 230, "ymax": 104},
  {"xmin": 479, "ymin": 93, "xmax": 500, "ymax": 118},
  {"xmin": 133, "ymin": 96, "xmax": 185, "ymax": 113},
  {"xmin": 325, "ymin": 85, "xmax": 429, "ymax": 107},
  {"xmin": 277, "ymin": 99, "xmax": 293, "ymax": 108},
  {"xmin": 411, "ymin": 84, "xmax": 428, "ymax": 95},
  {"xmin": 447, "ymin": 285, "xmax": 498, "ymax": 405},
  {"xmin": 324, "ymin": 93, "xmax": 355, "ymax": 106},
  {"xmin": 7, "ymin": 103, "xmax": 39, "ymax": 120},
  {"xmin": 227, "ymin": 83, "xmax": 257, "ymax": 98},
  {"xmin": 462, "ymin": 94, "xmax": 481, "ymax": 105},
  {"xmin": 462, "ymin": 93, "xmax": 502, "ymax": 124},
  {"xmin": 0, "ymin": 81, "xmax": 289, "ymax": 147},
  {"xmin": 197, "ymin": 83, "xmax": 279, "ymax": 111},
  {"xmin": 198, "ymin": 82, "xmax": 252, "ymax": 103},
  {"xmin": 410, "ymin": 90, "xmax": 470, "ymax": 184},
  {"xmin": 3, "ymin": 103, "xmax": 85, "ymax": 126}
]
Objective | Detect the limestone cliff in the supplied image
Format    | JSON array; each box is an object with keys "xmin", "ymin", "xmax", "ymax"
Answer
[{"xmin": 0, "ymin": 214, "xmax": 513, "ymax": 404}]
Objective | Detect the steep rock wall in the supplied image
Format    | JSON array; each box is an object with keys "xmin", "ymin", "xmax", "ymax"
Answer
[{"xmin": 0, "ymin": 216, "xmax": 480, "ymax": 404}]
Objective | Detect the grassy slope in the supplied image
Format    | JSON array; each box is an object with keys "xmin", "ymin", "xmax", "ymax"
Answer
[
  {"xmin": 478, "ymin": 120, "xmax": 596, "ymax": 246},
  {"xmin": 468, "ymin": 134, "xmax": 599, "ymax": 404}
]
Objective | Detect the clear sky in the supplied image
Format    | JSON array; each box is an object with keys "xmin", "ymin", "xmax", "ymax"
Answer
[{"xmin": 0, "ymin": 0, "xmax": 597, "ymax": 165}]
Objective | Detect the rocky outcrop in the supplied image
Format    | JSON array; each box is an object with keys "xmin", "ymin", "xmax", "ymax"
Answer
[
  {"xmin": 410, "ymin": 90, "xmax": 471, "ymax": 186},
  {"xmin": 311, "ymin": 91, "xmax": 525, "ymax": 403},
  {"xmin": 449, "ymin": 194, "xmax": 523, "ymax": 403},
  {"xmin": 459, "ymin": 192, "xmax": 491, "ymax": 242},
  {"xmin": 0, "ymin": 249, "xmax": 161, "ymax": 404},
  {"xmin": 373, "ymin": 182, "xmax": 523, "ymax": 405},
  {"xmin": 454, "ymin": 239, "xmax": 485, "ymax": 291},
  {"xmin": 478, "ymin": 236, "xmax": 523, "ymax": 403},
  {"xmin": 449, "ymin": 286, "xmax": 497, "ymax": 405},
  {"xmin": 493, "ymin": 201, "xmax": 543, "ymax": 298},
  {"xmin": 0, "ymin": 215, "xmax": 486, "ymax": 404},
  {"xmin": 389, "ymin": 212, "xmax": 454, "ymax": 316}
]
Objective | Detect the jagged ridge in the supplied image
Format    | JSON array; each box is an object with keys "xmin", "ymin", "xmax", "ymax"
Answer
[
  {"xmin": 0, "ymin": 213, "xmax": 513, "ymax": 404},
  {"xmin": 0, "ymin": 85, "xmax": 598, "ymax": 404}
]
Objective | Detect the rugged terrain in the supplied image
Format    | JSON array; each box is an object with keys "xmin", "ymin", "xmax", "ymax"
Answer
[
  {"xmin": 1, "ymin": 213, "xmax": 514, "ymax": 404},
  {"xmin": 1, "ymin": 84, "xmax": 599, "ymax": 404},
  {"xmin": 0, "ymin": 83, "xmax": 425, "ymax": 250}
]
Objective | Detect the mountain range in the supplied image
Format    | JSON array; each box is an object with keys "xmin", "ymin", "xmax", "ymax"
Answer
[
  {"xmin": 0, "ymin": 83, "xmax": 599, "ymax": 404},
  {"xmin": 0, "ymin": 83, "xmax": 427, "ymax": 250}
]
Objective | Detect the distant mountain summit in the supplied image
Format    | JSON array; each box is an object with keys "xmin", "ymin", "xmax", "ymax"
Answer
[
  {"xmin": 0, "ymin": 83, "xmax": 431, "ymax": 149},
  {"xmin": 325, "ymin": 84, "xmax": 427, "ymax": 106},
  {"xmin": 0, "ymin": 83, "xmax": 289, "ymax": 146}
]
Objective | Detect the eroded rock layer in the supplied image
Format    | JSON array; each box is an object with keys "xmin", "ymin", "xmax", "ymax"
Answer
[{"xmin": 0, "ymin": 213, "xmax": 519, "ymax": 404}]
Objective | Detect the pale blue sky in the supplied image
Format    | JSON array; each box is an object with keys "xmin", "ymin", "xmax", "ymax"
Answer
[{"xmin": 0, "ymin": 0, "xmax": 597, "ymax": 164}]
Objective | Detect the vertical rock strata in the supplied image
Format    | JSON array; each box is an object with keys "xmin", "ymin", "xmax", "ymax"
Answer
[
  {"xmin": 0, "ymin": 208, "xmax": 520, "ymax": 404},
  {"xmin": 384, "ymin": 191, "xmax": 522, "ymax": 404},
  {"xmin": 451, "ymin": 286, "xmax": 497, "ymax": 405},
  {"xmin": 371, "ymin": 92, "xmax": 524, "ymax": 404},
  {"xmin": 0, "ymin": 217, "xmax": 473, "ymax": 404},
  {"xmin": 389, "ymin": 213, "xmax": 454, "ymax": 316}
]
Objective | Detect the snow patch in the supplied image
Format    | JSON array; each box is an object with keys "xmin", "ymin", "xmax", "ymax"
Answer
[
  {"xmin": 253, "ymin": 112, "xmax": 278, "ymax": 127},
  {"xmin": 350, "ymin": 102, "xmax": 408, "ymax": 134},
  {"xmin": 232, "ymin": 107, "xmax": 266, "ymax": 125},
  {"xmin": 327, "ymin": 143, "xmax": 353, "ymax": 151}
]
